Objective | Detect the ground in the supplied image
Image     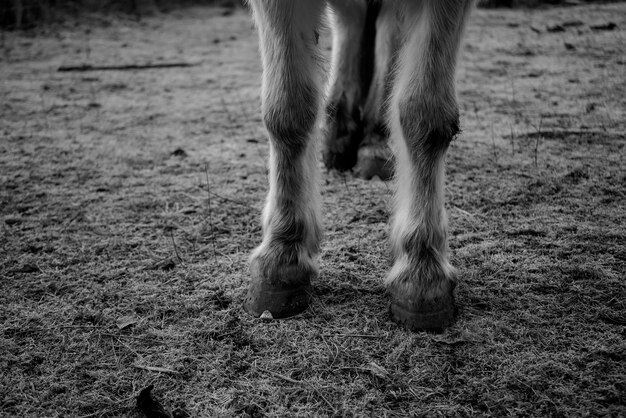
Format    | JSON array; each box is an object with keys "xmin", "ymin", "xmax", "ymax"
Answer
[{"xmin": 1, "ymin": 3, "xmax": 625, "ymax": 417}]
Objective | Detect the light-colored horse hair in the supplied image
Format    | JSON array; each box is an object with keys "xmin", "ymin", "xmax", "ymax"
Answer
[{"xmin": 245, "ymin": 0, "xmax": 474, "ymax": 332}]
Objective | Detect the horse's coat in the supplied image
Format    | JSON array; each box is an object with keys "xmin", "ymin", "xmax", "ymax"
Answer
[{"xmin": 244, "ymin": 0, "xmax": 474, "ymax": 331}]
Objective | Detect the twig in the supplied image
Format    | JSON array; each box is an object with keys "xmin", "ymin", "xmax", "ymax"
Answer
[
  {"xmin": 169, "ymin": 230, "xmax": 183, "ymax": 262},
  {"xmin": 98, "ymin": 332, "xmax": 157, "ymax": 342},
  {"xmin": 133, "ymin": 364, "xmax": 179, "ymax": 375},
  {"xmin": 451, "ymin": 206, "xmax": 479, "ymax": 232},
  {"xmin": 205, "ymin": 190, "xmax": 255, "ymax": 210},
  {"xmin": 179, "ymin": 190, "xmax": 254, "ymax": 210},
  {"xmin": 58, "ymin": 324, "xmax": 105, "ymax": 329},
  {"xmin": 337, "ymin": 366, "xmax": 371, "ymax": 372},
  {"xmin": 264, "ymin": 370, "xmax": 337, "ymax": 413},
  {"xmin": 114, "ymin": 336, "xmax": 140, "ymax": 357},
  {"xmin": 490, "ymin": 123, "xmax": 498, "ymax": 164},
  {"xmin": 306, "ymin": 382, "xmax": 337, "ymax": 414},
  {"xmin": 322, "ymin": 333, "xmax": 383, "ymax": 339},
  {"xmin": 266, "ymin": 370, "xmax": 301, "ymax": 385},
  {"xmin": 534, "ymin": 116, "xmax": 543, "ymax": 168},
  {"xmin": 451, "ymin": 206, "xmax": 477, "ymax": 218},
  {"xmin": 205, "ymin": 165, "xmax": 217, "ymax": 261},
  {"xmin": 58, "ymin": 62, "xmax": 197, "ymax": 72}
]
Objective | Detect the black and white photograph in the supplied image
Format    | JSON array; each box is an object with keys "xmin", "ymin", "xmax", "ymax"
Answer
[{"xmin": 1, "ymin": 0, "xmax": 624, "ymax": 416}]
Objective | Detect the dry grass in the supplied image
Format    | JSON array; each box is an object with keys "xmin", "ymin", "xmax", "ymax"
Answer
[{"xmin": 1, "ymin": 3, "xmax": 625, "ymax": 417}]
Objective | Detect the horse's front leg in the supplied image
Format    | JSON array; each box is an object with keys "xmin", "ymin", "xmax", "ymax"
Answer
[
  {"xmin": 387, "ymin": 0, "xmax": 473, "ymax": 331},
  {"xmin": 244, "ymin": 0, "xmax": 325, "ymax": 318}
]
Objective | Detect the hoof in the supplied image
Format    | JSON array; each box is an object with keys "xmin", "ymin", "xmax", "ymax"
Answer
[
  {"xmin": 322, "ymin": 137, "xmax": 359, "ymax": 172},
  {"xmin": 354, "ymin": 149, "xmax": 393, "ymax": 181},
  {"xmin": 390, "ymin": 292, "xmax": 456, "ymax": 333},
  {"xmin": 354, "ymin": 132, "xmax": 393, "ymax": 181},
  {"xmin": 244, "ymin": 280, "xmax": 312, "ymax": 319}
]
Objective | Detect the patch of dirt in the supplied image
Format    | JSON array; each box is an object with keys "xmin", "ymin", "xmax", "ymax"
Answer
[{"xmin": 1, "ymin": 3, "xmax": 625, "ymax": 417}]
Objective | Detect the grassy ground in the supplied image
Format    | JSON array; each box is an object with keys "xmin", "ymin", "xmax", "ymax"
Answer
[{"xmin": 1, "ymin": 3, "xmax": 625, "ymax": 417}]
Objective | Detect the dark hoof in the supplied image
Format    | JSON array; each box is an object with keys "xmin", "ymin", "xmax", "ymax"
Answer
[
  {"xmin": 354, "ymin": 131, "xmax": 393, "ymax": 181},
  {"xmin": 354, "ymin": 147, "xmax": 394, "ymax": 181},
  {"xmin": 322, "ymin": 136, "xmax": 359, "ymax": 172},
  {"xmin": 390, "ymin": 293, "xmax": 456, "ymax": 333},
  {"xmin": 354, "ymin": 151, "xmax": 393, "ymax": 181},
  {"xmin": 244, "ymin": 280, "xmax": 312, "ymax": 319}
]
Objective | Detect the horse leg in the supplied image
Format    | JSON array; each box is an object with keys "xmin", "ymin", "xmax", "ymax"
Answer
[
  {"xmin": 355, "ymin": 0, "xmax": 399, "ymax": 181},
  {"xmin": 323, "ymin": 0, "xmax": 376, "ymax": 171},
  {"xmin": 244, "ymin": 0, "xmax": 325, "ymax": 318},
  {"xmin": 387, "ymin": 0, "xmax": 473, "ymax": 331}
]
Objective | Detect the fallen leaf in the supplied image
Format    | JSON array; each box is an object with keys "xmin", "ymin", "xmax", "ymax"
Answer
[
  {"xmin": 137, "ymin": 385, "xmax": 171, "ymax": 418},
  {"xmin": 171, "ymin": 148, "xmax": 187, "ymax": 157},
  {"xmin": 116, "ymin": 315, "xmax": 138, "ymax": 330}
]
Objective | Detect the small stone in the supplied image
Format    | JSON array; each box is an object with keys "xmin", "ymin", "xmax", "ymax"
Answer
[{"xmin": 260, "ymin": 310, "xmax": 274, "ymax": 321}]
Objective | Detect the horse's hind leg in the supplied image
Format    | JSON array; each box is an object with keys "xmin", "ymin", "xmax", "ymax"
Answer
[
  {"xmin": 355, "ymin": 0, "xmax": 399, "ymax": 181},
  {"xmin": 323, "ymin": 0, "xmax": 375, "ymax": 172},
  {"xmin": 244, "ymin": 0, "xmax": 325, "ymax": 318},
  {"xmin": 387, "ymin": 0, "xmax": 473, "ymax": 331}
]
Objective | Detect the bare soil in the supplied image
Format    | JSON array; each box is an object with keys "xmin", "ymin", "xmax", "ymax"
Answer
[{"xmin": 1, "ymin": 3, "xmax": 625, "ymax": 417}]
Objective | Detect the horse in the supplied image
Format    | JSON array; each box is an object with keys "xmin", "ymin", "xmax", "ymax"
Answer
[{"xmin": 244, "ymin": 0, "xmax": 474, "ymax": 332}]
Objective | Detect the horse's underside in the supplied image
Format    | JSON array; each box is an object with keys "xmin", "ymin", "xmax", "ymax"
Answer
[{"xmin": 244, "ymin": 0, "xmax": 474, "ymax": 332}]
